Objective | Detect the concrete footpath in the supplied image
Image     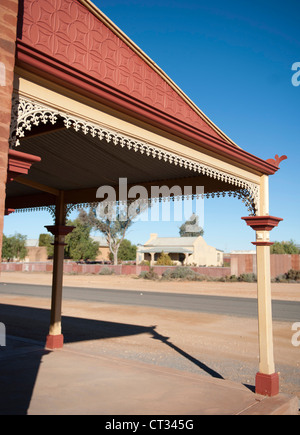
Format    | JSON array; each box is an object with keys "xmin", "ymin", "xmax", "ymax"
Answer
[{"xmin": 0, "ymin": 335, "xmax": 298, "ymax": 416}]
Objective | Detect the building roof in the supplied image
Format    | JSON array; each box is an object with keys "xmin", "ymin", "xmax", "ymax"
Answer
[
  {"xmin": 231, "ymin": 250, "xmax": 256, "ymax": 254},
  {"xmin": 91, "ymin": 236, "xmax": 108, "ymax": 247},
  {"xmin": 138, "ymin": 246, "xmax": 194, "ymax": 254},
  {"xmin": 145, "ymin": 237, "xmax": 198, "ymax": 247},
  {"xmin": 25, "ymin": 239, "xmax": 39, "ymax": 248}
]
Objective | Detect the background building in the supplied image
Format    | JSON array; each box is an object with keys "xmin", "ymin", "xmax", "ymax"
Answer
[
  {"xmin": 25, "ymin": 239, "xmax": 48, "ymax": 262},
  {"xmin": 23, "ymin": 236, "xmax": 110, "ymax": 263},
  {"xmin": 137, "ymin": 233, "xmax": 223, "ymax": 266}
]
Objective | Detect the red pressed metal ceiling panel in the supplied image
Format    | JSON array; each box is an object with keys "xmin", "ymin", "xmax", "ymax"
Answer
[{"xmin": 20, "ymin": 0, "xmax": 221, "ymax": 139}]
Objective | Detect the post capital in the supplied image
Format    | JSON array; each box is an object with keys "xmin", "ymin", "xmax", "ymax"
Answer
[
  {"xmin": 7, "ymin": 149, "xmax": 41, "ymax": 183},
  {"xmin": 241, "ymin": 216, "xmax": 283, "ymax": 232},
  {"xmin": 45, "ymin": 225, "xmax": 75, "ymax": 244},
  {"xmin": 45, "ymin": 225, "xmax": 75, "ymax": 237}
]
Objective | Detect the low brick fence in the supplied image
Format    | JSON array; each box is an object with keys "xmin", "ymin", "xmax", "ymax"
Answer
[
  {"xmin": 1, "ymin": 262, "xmax": 230, "ymax": 277},
  {"xmin": 1, "ymin": 262, "xmax": 53, "ymax": 273}
]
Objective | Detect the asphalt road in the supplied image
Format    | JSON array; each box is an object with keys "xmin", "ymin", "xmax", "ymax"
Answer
[{"xmin": 0, "ymin": 282, "xmax": 299, "ymax": 322}]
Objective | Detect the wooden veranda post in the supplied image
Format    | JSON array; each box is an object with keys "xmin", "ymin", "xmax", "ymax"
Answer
[
  {"xmin": 242, "ymin": 175, "xmax": 283, "ymax": 396},
  {"xmin": 45, "ymin": 192, "xmax": 74, "ymax": 350}
]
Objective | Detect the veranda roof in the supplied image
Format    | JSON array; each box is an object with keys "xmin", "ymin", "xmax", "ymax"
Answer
[
  {"xmin": 7, "ymin": 0, "xmax": 279, "ymax": 217},
  {"xmin": 145, "ymin": 237, "xmax": 198, "ymax": 247}
]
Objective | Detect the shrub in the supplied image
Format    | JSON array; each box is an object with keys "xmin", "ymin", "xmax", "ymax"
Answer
[
  {"xmin": 162, "ymin": 267, "xmax": 206, "ymax": 281},
  {"xmin": 227, "ymin": 275, "xmax": 238, "ymax": 282},
  {"xmin": 275, "ymin": 269, "xmax": 300, "ymax": 282},
  {"xmin": 139, "ymin": 271, "xmax": 148, "ymax": 279},
  {"xmin": 186, "ymin": 273, "xmax": 206, "ymax": 281},
  {"xmin": 99, "ymin": 267, "xmax": 114, "ymax": 275},
  {"xmin": 139, "ymin": 268, "xmax": 159, "ymax": 280},
  {"xmin": 238, "ymin": 273, "xmax": 257, "ymax": 283},
  {"xmin": 275, "ymin": 274, "xmax": 287, "ymax": 283},
  {"xmin": 285, "ymin": 269, "xmax": 300, "ymax": 281},
  {"xmin": 162, "ymin": 267, "xmax": 191, "ymax": 279},
  {"xmin": 139, "ymin": 260, "xmax": 150, "ymax": 266},
  {"xmin": 160, "ymin": 269, "xmax": 173, "ymax": 280}
]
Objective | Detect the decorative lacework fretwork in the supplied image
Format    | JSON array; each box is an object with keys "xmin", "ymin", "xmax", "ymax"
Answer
[{"xmin": 10, "ymin": 95, "xmax": 260, "ymax": 218}]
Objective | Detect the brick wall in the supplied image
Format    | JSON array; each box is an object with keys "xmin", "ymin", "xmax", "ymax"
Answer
[
  {"xmin": 270, "ymin": 254, "xmax": 300, "ymax": 278},
  {"xmin": 3, "ymin": 258, "xmax": 299, "ymax": 279},
  {"xmin": 0, "ymin": 262, "xmax": 231, "ymax": 277},
  {"xmin": 0, "ymin": 0, "xmax": 19, "ymax": 264},
  {"xmin": 230, "ymin": 254, "xmax": 257, "ymax": 276},
  {"xmin": 231, "ymin": 254, "xmax": 300, "ymax": 278}
]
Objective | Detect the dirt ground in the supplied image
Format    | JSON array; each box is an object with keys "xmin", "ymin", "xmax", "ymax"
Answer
[{"xmin": 0, "ymin": 272, "xmax": 299, "ymax": 399}]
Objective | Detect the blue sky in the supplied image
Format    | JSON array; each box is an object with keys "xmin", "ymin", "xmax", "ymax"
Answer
[{"xmin": 4, "ymin": 0, "xmax": 300, "ymax": 252}]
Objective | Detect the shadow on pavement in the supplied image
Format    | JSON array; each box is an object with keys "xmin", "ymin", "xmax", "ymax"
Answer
[{"xmin": 0, "ymin": 303, "xmax": 224, "ymax": 415}]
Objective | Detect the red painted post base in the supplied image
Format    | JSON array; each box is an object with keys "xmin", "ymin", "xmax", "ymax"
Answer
[
  {"xmin": 45, "ymin": 334, "xmax": 64, "ymax": 350},
  {"xmin": 255, "ymin": 372, "xmax": 279, "ymax": 397}
]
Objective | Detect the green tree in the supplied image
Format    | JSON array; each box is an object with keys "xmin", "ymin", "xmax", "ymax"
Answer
[
  {"xmin": 79, "ymin": 194, "xmax": 149, "ymax": 265},
  {"xmin": 179, "ymin": 214, "xmax": 204, "ymax": 237},
  {"xmin": 2, "ymin": 236, "xmax": 13, "ymax": 262},
  {"xmin": 64, "ymin": 219, "xmax": 100, "ymax": 262},
  {"xmin": 2, "ymin": 233, "xmax": 27, "ymax": 262},
  {"xmin": 117, "ymin": 239, "xmax": 137, "ymax": 262},
  {"xmin": 79, "ymin": 206, "xmax": 139, "ymax": 265},
  {"xmin": 271, "ymin": 240, "xmax": 300, "ymax": 254},
  {"xmin": 39, "ymin": 233, "xmax": 54, "ymax": 258}
]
